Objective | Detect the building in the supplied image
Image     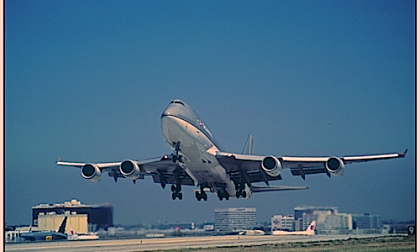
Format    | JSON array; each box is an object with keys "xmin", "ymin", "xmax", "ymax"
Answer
[
  {"xmin": 352, "ymin": 213, "xmax": 383, "ymax": 234},
  {"xmin": 32, "ymin": 199, "xmax": 113, "ymax": 231},
  {"xmin": 271, "ymin": 215, "xmax": 294, "ymax": 232},
  {"xmin": 38, "ymin": 213, "xmax": 88, "ymax": 234},
  {"xmin": 303, "ymin": 212, "xmax": 352, "ymax": 235},
  {"xmin": 383, "ymin": 220, "xmax": 415, "ymax": 234},
  {"xmin": 294, "ymin": 206, "xmax": 338, "ymax": 231},
  {"xmin": 294, "ymin": 206, "xmax": 352, "ymax": 234},
  {"xmin": 214, "ymin": 207, "xmax": 256, "ymax": 232}
]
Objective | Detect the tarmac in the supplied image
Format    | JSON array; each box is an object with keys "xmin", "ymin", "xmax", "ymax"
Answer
[{"xmin": 5, "ymin": 233, "xmax": 391, "ymax": 252}]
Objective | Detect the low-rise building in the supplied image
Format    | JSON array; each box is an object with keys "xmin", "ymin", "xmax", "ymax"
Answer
[
  {"xmin": 214, "ymin": 207, "xmax": 256, "ymax": 232},
  {"xmin": 352, "ymin": 213, "xmax": 383, "ymax": 234},
  {"xmin": 38, "ymin": 212, "xmax": 88, "ymax": 234},
  {"xmin": 32, "ymin": 199, "xmax": 113, "ymax": 231},
  {"xmin": 271, "ymin": 215, "xmax": 294, "ymax": 232}
]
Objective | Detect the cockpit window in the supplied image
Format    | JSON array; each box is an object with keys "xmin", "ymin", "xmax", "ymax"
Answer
[{"xmin": 170, "ymin": 100, "xmax": 185, "ymax": 106}]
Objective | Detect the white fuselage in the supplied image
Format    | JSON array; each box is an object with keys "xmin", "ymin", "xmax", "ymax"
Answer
[
  {"xmin": 272, "ymin": 221, "xmax": 316, "ymax": 236},
  {"xmin": 272, "ymin": 230, "xmax": 314, "ymax": 236},
  {"xmin": 160, "ymin": 102, "xmax": 237, "ymax": 197}
]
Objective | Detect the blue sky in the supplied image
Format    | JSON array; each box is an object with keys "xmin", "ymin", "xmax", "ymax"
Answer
[{"xmin": 5, "ymin": 0, "xmax": 415, "ymax": 226}]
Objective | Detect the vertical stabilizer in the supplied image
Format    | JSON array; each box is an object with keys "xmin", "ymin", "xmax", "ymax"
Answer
[
  {"xmin": 305, "ymin": 221, "xmax": 316, "ymax": 235},
  {"xmin": 57, "ymin": 216, "xmax": 68, "ymax": 234},
  {"xmin": 242, "ymin": 135, "xmax": 254, "ymax": 155}
]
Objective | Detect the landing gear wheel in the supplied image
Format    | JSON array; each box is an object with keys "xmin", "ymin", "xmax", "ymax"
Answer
[
  {"xmin": 218, "ymin": 191, "xmax": 229, "ymax": 201},
  {"xmin": 172, "ymin": 192, "xmax": 182, "ymax": 200},
  {"xmin": 171, "ymin": 183, "xmax": 182, "ymax": 200},
  {"xmin": 196, "ymin": 189, "xmax": 207, "ymax": 201}
]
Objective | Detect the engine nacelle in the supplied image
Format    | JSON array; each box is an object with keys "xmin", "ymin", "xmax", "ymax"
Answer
[
  {"xmin": 325, "ymin": 157, "xmax": 345, "ymax": 177},
  {"xmin": 81, "ymin": 164, "xmax": 101, "ymax": 182},
  {"xmin": 261, "ymin": 156, "xmax": 282, "ymax": 177},
  {"xmin": 119, "ymin": 160, "xmax": 141, "ymax": 180}
]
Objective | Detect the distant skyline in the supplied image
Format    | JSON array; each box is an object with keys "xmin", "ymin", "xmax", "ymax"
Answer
[
  {"xmin": 5, "ymin": 0, "xmax": 415, "ymax": 226},
  {"xmin": 27, "ymin": 198, "xmax": 414, "ymax": 226}
]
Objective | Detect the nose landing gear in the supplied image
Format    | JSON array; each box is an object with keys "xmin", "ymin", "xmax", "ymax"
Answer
[{"xmin": 172, "ymin": 142, "xmax": 183, "ymax": 163}]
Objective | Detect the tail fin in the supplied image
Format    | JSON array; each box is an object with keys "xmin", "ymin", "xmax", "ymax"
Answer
[
  {"xmin": 69, "ymin": 224, "xmax": 75, "ymax": 235},
  {"xmin": 57, "ymin": 216, "xmax": 68, "ymax": 234},
  {"xmin": 306, "ymin": 221, "xmax": 316, "ymax": 233},
  {"xmin": 242, "ymin": 135, "xmax": 254, "ymax": 155}
]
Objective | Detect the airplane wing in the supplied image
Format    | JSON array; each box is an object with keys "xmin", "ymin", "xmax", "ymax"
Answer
[
  {"xmin": 57, "ymin": 154, "xmax": 195, "ymax": 186},
  {"xmin": 251, "ymin": 185, "xmax": 309, "ymax": 193},
  {"xmin": 216, "ymin": 149, "xmax": 407, "ymax": 183}
]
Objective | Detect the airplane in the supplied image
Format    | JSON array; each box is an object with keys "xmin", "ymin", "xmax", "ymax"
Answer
[
  {"xmin": 57, "ymin": 99, "xmax": 407, "ymax": 201},
  {"xmin": 20, "ymin": 216, "xmax": 68, "ymax": 242},
  {"xmin": 68, "ymin": 230, "xmax": 99, "ymax": 241},
  {"xmin": 238, "ymin": 229, "xmax": 265, "ymax": 236},
  {"xmin": 272, "ymin": 221, "xmax": 316, "ymax": 236}
]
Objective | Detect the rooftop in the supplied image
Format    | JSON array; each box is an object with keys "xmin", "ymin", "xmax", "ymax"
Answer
[{"xmin": 33, "ymin": 199, "xmax": 112, "ymax": 209}]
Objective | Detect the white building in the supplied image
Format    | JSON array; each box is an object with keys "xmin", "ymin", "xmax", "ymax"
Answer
[
  {"xmin": 294, "ymin": 206, "xmax": 338, "ymax": 231},
  {"xmin": 214, "ymin": 207, "xmax": 256, "ymax": 232},
  {"xmin": 302, "ymin": 211, "xmax": 352, "ymax": 235},
  {"xmin": 271, "ymin": 215, "xmax": 294, "ymax": 232}
]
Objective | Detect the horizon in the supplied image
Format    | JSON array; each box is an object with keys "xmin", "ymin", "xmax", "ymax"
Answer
[{"xmin": 6, "ymin": 198, "xmax": 415, "ymax": 227}]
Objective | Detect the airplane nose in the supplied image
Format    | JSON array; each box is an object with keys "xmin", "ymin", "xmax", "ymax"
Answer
[
  {"xmin": 161, "ymin": 100, "xmax": 186, "ymax": 118},
  {"xmin": 161, "ymin": 104, "xmax": 179, "ymax": 118},
  {"xmin": 161, "ymin": 107, "xmax": 173, "ymax": 118}
]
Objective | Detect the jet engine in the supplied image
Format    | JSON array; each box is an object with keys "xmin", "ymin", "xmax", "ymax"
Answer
[
  {"xmin": 261, "ymin": 156, "xmax": 282, "ymax": 177},
  {"xmin": 325, "ymin": 157, "xmax": 345, "ymax": 177},
  {"xmin": 81, "ymin": 164, "xmax": 101, "ymax": 182},
  {"xmin": 119, "ymin": 160, "xmax": 141, "ymax": 180}
]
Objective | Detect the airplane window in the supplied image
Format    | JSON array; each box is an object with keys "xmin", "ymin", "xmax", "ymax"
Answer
[{"xmin": 171, "ymin": 101, "xmax": 185, "ymax": 106}]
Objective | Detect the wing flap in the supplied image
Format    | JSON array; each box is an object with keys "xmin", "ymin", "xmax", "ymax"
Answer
[
  {"xmin": 251, "ymin": 185, "xmax": 309, "ymax": 193},
  {"xmin": 151, "ymin": 171, "xmax": 195, "ymax": 186}
]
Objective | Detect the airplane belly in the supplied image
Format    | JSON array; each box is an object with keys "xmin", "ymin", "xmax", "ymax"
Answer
[{"xmin": 161, "ymin": 116, "xmax": 236, "ymax": 195}]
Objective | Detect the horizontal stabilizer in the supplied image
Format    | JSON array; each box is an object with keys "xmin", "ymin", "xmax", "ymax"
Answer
[{"xmin": 251, "ymin": 185, "xmax": 309, "ymax": 193}]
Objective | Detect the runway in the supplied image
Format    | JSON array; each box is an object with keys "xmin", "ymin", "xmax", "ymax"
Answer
[{"xmin": 5, "ymin": 234, "xmax": 387, "ymax": 252}]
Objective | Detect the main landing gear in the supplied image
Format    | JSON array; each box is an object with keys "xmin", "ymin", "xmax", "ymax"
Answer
[
  {"xmin": 235, "ymin": 183, "xmax": 247, "ymax": 198},
  {"xmin": 195, "ymin": 188, "xmax": 208, "ymax": 201},
  {"xmin": 217, "ymin": 191, "xmax": 230, "ymax": 201},
  {"xmin": 171, "ymin": 184, "xmax": 182, "ymax": 200}
]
